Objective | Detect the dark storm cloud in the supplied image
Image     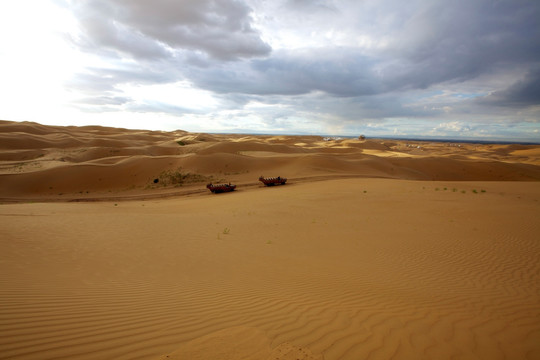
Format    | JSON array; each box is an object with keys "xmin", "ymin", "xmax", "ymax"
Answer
[
  {"xmin": 188, "ymin": 48, "xmax": 380, "ymax": 96},
  {"xmin": 59, "ymin": 0, "xmax": 539, "ymax": 138},
  {"xmin": 480, "ymin": 68, "xmax": 540, "ymax": 108},
  {"xmin": 68, "ymin": 0, "xmax": 270, "ymax": 61},
  {"xmin": 68, "ymin": 1, "xmax": 170, "ymax": 60},
  {"xmin": 189, "ymin": 0, "xmax": 540, "ymax": 102},
  {"xmin": 65, "ymin": 0, "xmax": 540, "ymax": 99},
  {"xmin": 384, "ymin": 0, "xmax": 540, "ymax": 90}
]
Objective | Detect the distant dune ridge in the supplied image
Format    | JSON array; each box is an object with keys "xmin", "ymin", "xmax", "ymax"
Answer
[
  {"xmin": 0, "ymin": 120, "xmax": 539, "ymax": 201},
  {"xmin": 0, "ymin": 120, "xmax": 539, "ymax": 359}
]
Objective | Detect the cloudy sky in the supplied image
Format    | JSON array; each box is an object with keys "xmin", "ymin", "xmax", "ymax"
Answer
[{"xmin": 1, "ymin": 0, "xmax": 539, "ymax": 141}]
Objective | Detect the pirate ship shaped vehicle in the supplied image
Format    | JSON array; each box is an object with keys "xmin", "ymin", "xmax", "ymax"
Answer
[
  {"xmin": 259, "ymin": 176, "xmax": 287, "ymax": 186},
  {"xmin": 206, "ymin": 183, "xmax": 236, "ymax": 193}
]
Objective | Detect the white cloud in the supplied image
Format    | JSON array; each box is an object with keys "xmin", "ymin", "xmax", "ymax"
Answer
[
  {"xmin": 0, "ymin": 1, "xmax": 82, "ymax": 121},
  {"xmin": 117, "ymin": 81, "xmax": 219, "ymax": 111},
  {"xmin": 0, "ymin": 0, "xmax": 539, "ymax": 142}
]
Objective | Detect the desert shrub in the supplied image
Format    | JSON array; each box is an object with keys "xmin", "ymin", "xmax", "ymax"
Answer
[{"xmin": 152, "ymin": 168, "xmax": 212, "ymax": 187}]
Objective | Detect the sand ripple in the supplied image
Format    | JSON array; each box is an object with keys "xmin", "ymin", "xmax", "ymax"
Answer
[
  {"xmin": 1, "ymin": 179, "xmax": 539, "ymax": 359},
  {"xmin": 1, "ymin": 121, "xmax": 539, "ymax": 359}
]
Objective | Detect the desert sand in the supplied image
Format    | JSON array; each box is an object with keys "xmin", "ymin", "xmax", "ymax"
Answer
[{"xmin": 1, "ymin": 120, "xmax": 539, "ymax": 359}]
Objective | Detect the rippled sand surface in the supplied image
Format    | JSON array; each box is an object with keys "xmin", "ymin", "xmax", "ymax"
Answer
[{"xmin": 1, "ymin": 121, "xmax": 539, "ymax": 359}]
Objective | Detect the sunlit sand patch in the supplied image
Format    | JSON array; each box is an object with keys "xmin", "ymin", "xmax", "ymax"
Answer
[
  {"xmin": 361, "ymin": 149, "xmax": 422, "ymax": 157},
  {"xmin": 509, "ymin": 148, "xmax": 540, "ymax": 164}
]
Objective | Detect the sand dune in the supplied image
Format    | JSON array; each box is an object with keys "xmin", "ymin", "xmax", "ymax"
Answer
[
  {"xmin": 1, "ymin": 120, "xmax": 539, "ymax": 201},
  {"xmin": 1, "ymin": 120, "xmax": 539, "ymax": 359}
]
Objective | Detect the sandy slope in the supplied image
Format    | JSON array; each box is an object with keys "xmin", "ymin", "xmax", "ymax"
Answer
[{"xmin": 1, "ymin": 121, "xmax": 540, "ymax": 359}]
